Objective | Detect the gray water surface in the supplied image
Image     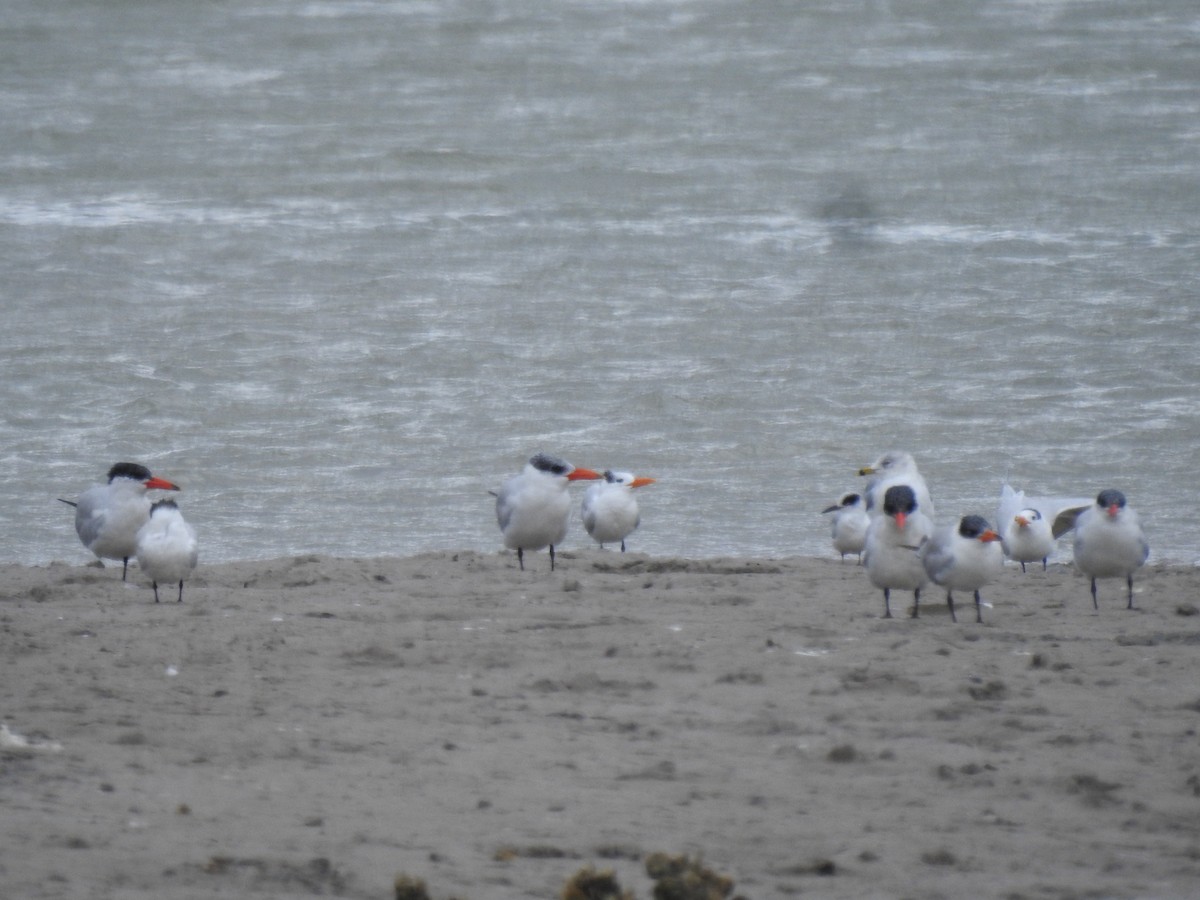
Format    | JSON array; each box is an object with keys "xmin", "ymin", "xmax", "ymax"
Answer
[{"xmin": 3, "ymin": 0, "xmax": 1198, "ymax": 565}]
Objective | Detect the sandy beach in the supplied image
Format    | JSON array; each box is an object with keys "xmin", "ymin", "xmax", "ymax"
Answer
[{"xmin": 2, "ymin": 550, "xmax": 1198, "ymax": 899}]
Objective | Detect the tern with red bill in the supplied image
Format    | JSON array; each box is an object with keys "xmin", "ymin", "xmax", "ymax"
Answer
[
  {"xmin": 581, "ymin": 470, "xmax": 656, "ymax": 552},
  {"xmin": 919, "ymin": 515, "xmax": 1005, "ymax": 623},
  {"xmin": 1072, "ymin": 489, "xmax": 1149, "ymax": 610},
  {"xmin": 59, "ymin": 462, "xmax": 181, "ymax": 580},
  {"xmin": 494, "ymin": 453, "xmax": 601, "ymax": 571},
  {"xmin": 863, "ymin": 484, "xmax": 932, "ymax": 619}
]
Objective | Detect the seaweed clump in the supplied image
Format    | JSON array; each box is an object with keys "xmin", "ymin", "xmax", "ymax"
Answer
[
  {"xmin": 644, "ymin": 853, "xmax": 742, "ymax": 900},
  {"xmin": 561, "ymin": 865, "xmax": 634, "ymax": 900}
]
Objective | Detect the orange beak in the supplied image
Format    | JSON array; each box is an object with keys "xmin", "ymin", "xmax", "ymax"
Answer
[
  {"xmin": 1106, "ymin": 504, "xmax": 1120, "ymax": 518},
  {"xmin": 567, "ymin": 468, "xmax": 602, "ymax": 482},
  {"xmin": 894, "ymin": 511, "xmax": 907, "ymax": 530},
  {"xmin": 1014, "ymin": 515, "xmax": 1029, "ymax": 528},
  {"xmin": 630, "ymin": 476, "xmax": 656, "ymax": 489},
  {"xmin": 980, "ymin": 530, "xmax": 1001, "ymax": 543},
  {"xmin": 145, "ymin": 477, "xmax": 180, "ymax": 492}
]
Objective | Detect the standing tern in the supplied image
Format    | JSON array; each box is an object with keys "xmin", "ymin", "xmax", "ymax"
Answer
[
  {"xmin": 918, "ymin": 515, "xmax": 1004, "ymax": 623},
  {"xmin": 821, "ymin": 492, "xmax": 869, "ymax": 562},
  {"xmin": 135, "ymin": 500, "xmax": 199, "ymax": 603},
  {"xmin": 863, "ymin": 484, "xmax": 932, "ymax": 619},
  {"xmin": 996, "ymin": 483, "xmax": 1090, "ymax": 570},
  {"xmin": 1072, "ymin": 489, "xmax": 1149, "ymax": 610},
  {"xmin": 581, "ymin": 470, "xmax": 656, "ymax": 552},
  {"xmin": 59, "ymin": 462, "xmax": 181, "ymax": 580},
  {"xmin": 1000, "ymin": 507, "xmax": 1054, "ymax": 572},
  {"xmin": 858, "ymin": 451, "xmax": 935, "ymax": 522},
  {"xmin": 494, "ymin": 453, "xmax": 601, "ymax": 571}
]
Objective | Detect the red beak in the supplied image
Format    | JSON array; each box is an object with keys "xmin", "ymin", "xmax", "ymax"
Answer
[
  {"xmin": 630, "ymin": 476, "xmax": 656, "ymax": 489},
  {"xmin": 894, "ymin": 511, "xmax": 907, "ymax": 530},
  {"xmin": 144, "ymin": 477, "xmax": 180, "ymax": 491},
  {"xmin": 1106, "ymin": 504, "xmax": 1120, "ymax": 518},
  {"xmin": 567, "ymin": 468, "xmax": 602, "ymax": 482},
  {"xmin": 980, "ymin": 530, "xmax": 1001, "ymax": 543}
]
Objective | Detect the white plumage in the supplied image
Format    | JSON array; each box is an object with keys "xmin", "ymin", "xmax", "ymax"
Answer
[
  {"xmin": 864, "ymin": 484, "xmax": 932, "ymax": 619},
  {"xmin": 60, "ymin": 462, "xmax": 180, "ymax": 580},
  {"xmin": 1072, "ymin": 489, "xmax": 1149, "ymax": 610},
  {"xmin": 822, "ymin": 492, "xmax": 869, "ymax": 562},
  {"xmin": 494, "ymin": 453, "xmax": 601, "ymax": 571},
  {"xmin": 919, "ymin": 515, "xmax": 1004, "ymax": 623},
  {"xmin": 581, "ymin": 470, "xmax": 656, "ymax": 552},
  {"xmin": 135, "ymin": 500, "xmax": 199, "ymax": 603},
  {"xmin": 858, "ymin": 451, "xmax": 935, "ymax": 523}
]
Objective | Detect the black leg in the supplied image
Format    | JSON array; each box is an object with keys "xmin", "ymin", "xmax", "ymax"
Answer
[
  {"xmin": 152, "ymin": 581, "xmax": 160, "ymax": 603},
  {"xmin": 177, "ymin": 580, "xmax": 184, "ymax": 603},
  {"xmin": 882, "ymin": 587, "xmax": 893, "ymax": 618},
  {"xmin": 1041, "ymin": 557, "xmax": 1047, "ymax": 571},
  {"xmin": 122, "ymin": 557, "xmax": 130, "ymax": 581},
  {"xmin": 1126, "ymin": 575, "xmax": 1135, "ymax": 610},
  {"xmin": 1091, "ymin": 577, "xmax": 1099, "ymax": 610},
  {"xmin": 946, "ymin": 591, "xmax": 957, "ymax": 623},
  {"xmin": 549, "ymin": 544, "xmax": 556, "ymax": 571},
  {"xmin": 974, "ymin": 589, "xmax": 984, "ymax": 624},
  {"xmin": 1020, "ymin": 561, "xmax": 1027, "ymax": 574},
  {"xmin": 620, "ymin": 539, "xmax": 626, "ymax": 553},
  {"xmin": 911, "ymin": 587, "xmax": 922, "ymax": 619},
  {"xmin": 517, "ymin": 547, "xmax": 525, "ymax": 570}
]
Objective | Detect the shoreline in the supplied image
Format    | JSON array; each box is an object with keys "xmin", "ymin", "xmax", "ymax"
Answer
[{"xmin": 3, "ymin": 551, "xmax": 1198, "ymax": 899}]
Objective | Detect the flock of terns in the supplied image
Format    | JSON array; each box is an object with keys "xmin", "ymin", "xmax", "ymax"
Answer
[
  {"xmin": 58, "ymin": 452, "xmax": 1149, "ymax": 620},
  {"xmin": 823, "ymin": 451, "xmax": 1150, "ymax": 622}
]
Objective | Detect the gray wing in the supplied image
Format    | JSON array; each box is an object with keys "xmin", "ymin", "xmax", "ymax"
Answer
[
  {"xmin": 1049, "ymin": 502, "xmax": 1091, "ymax": 539},
  {"xmin": 71, "ymin": 487, "xmax": 107, "ymax": 548},
  {"xmin": 917, "ymin": 527, "xmax": 955, "ymax": 583},
  {"xmin": 494, "ymin": 480, "xmax": 516, "ymax": 531}
]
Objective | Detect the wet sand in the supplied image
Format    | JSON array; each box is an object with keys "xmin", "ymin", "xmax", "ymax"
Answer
[{"xmin": 2, "ymin": 551, "xmax": 1198, "ymax": 899}]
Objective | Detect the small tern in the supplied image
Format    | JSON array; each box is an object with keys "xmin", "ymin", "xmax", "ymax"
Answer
[
  {"xmin": 1001, "ymin": 506, "xmax": 1055, "ymax": 572},
  {"xmin": 821, "ymin": 492, "xmax": 869, "ymax": 562},
  {"xmin": 59, "ymin": 462, "xmax": 181, "ymax": 580},
  {"xmin": 581, "ymin": 470, "xmax": 656, "ymax": 552},
  {"xmin": 863, "ymin": 484, "xmax": 932, "ymax": 619},
  {"xmin": 918, "ymin": 515, "xmax": 1004, "ymax": 623},
  {"xmin": 494, "ymin": 453, "xmax": 601, "ymax": 571},
  {"xmin": 1072, "ymin": 489, "xmax": 1149, "ymax": 610},
  {"xmin": 135, "ymin": 500, "xmax": 199, "ymax": 603}
]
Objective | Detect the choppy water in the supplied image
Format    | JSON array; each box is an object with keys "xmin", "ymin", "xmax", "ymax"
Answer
[{"xmin": 3, "ymin": 0, "xmax": 1198, "ymax": 566}]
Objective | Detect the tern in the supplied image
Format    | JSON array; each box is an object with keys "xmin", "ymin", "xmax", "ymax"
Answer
[
  {"xmin": 996, "ymin": 483, "xmax": 1090, "ymax": 570},
  {"xmin": 135, "ymin": 500, "xmax": 199, "ymax": 603},
  {"xmin": 1072, "ymin": 489, "xmax": 1149, "ymax": 610},
  {"xmin": 918, "ymin": 515, "xmax": 1004, "ymax": 623},
  {"xmin": 494, "ymin": 453, "xmax": 601, "ymax": 571},
  {"xmin": 1000, "ymin": 507, "xmax": 1054, "ymax": 572},
  {"xmin": 581, "ymin": 470, "xmax": 656, "ymax": 552},
  {"xmin": 821, "ymin": 492, "xmax": 869, "ymax": 562},
  {"xmin": 59, "ymin": 462, "xmax": 181, "ymax": 580},
  {"xmin": 863, "ymin": 484, "xmax": 933, "ymax": 619},
  {"xmin": 858, "ymin": 451, "xmax": 935, "ymax": 522}
]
